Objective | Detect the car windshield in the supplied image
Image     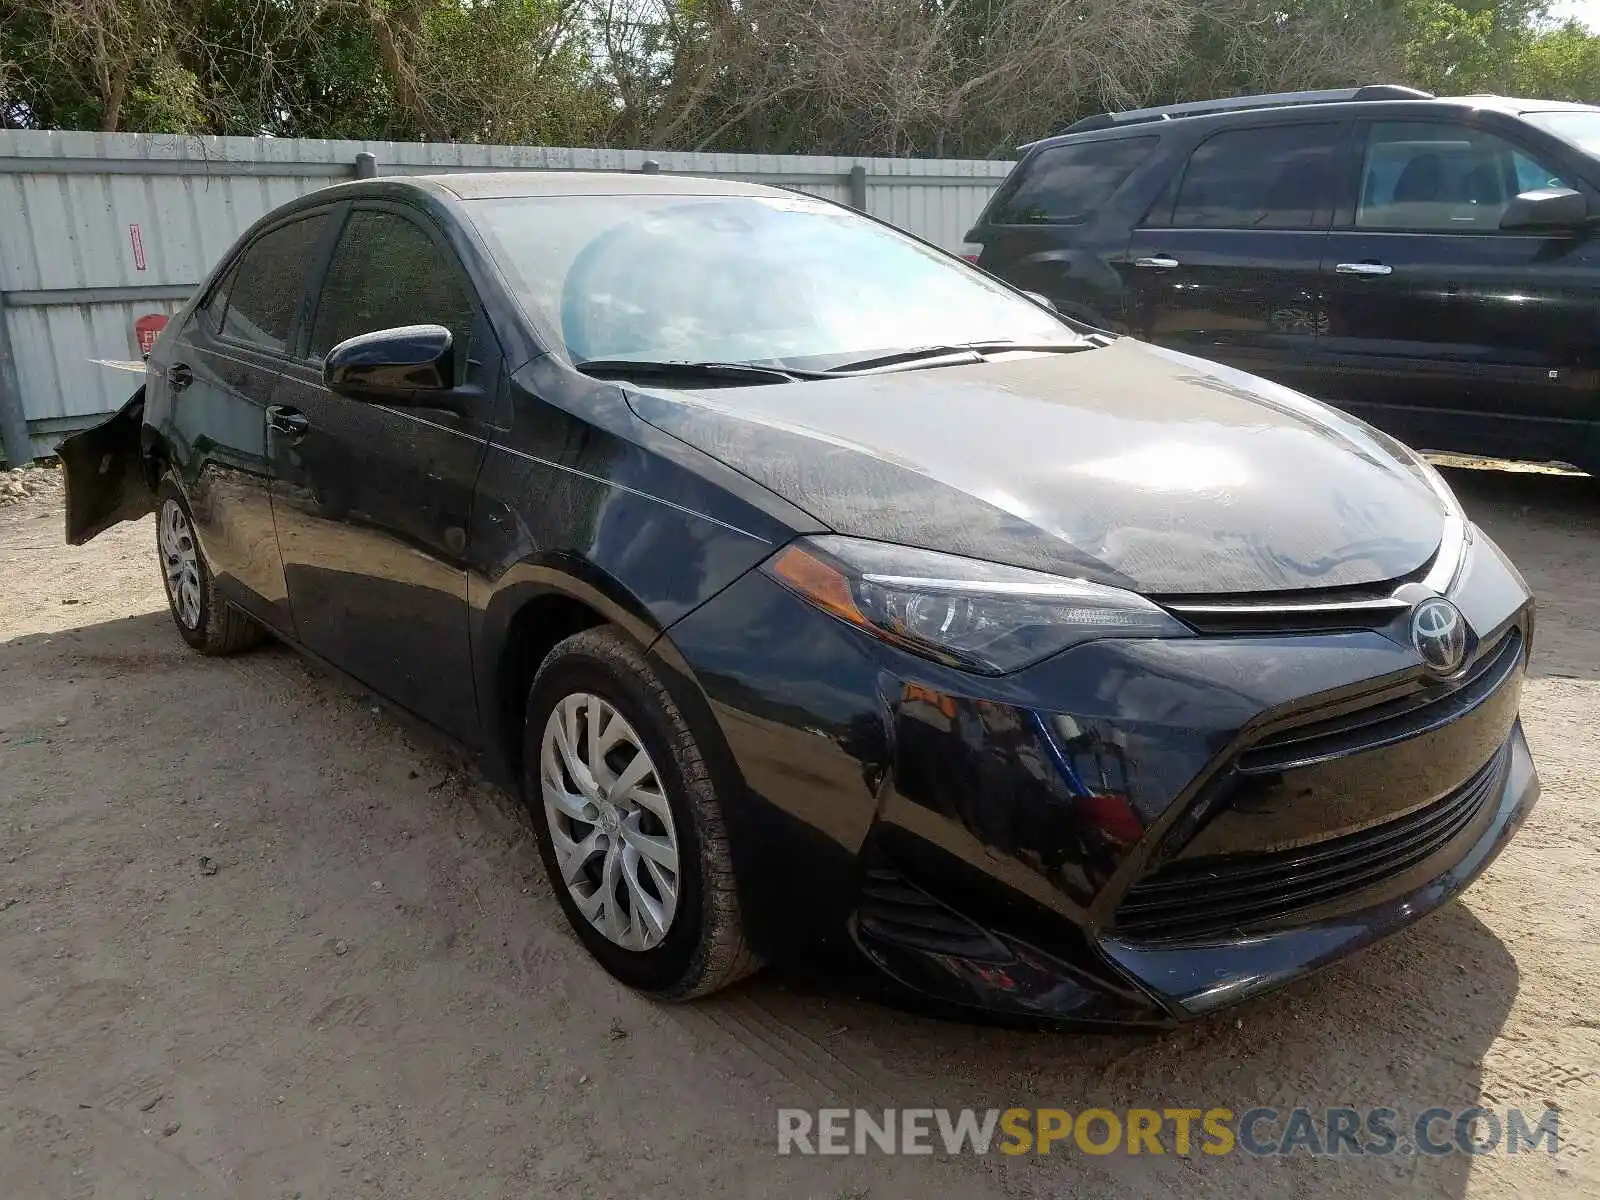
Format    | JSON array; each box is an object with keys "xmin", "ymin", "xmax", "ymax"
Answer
[
  {"xmin": 466, "ymin": 192, "xmax": 1083, "ymax": 372},
  {"xmin": 1522, "ymin": 110, "xmax": 1600, "ymax": 158}
]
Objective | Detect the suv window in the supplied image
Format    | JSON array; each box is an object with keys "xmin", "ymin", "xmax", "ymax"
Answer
[
  {"xmin": 1356, "ymin": 122, "xmax": 1571, "ymax": 232},
  {"xmin": 218, "ymin": 215, "xmax": 328, "ymax": 353},
  {"xmin": 310, "ymin": 209, "xmax": 476, "ymax": 362},
  {"xmin": 996, "ymin": 137, "xmax": 1157, "ymax": 224},
  {"xmin": 1172, "ymin": 123, "xmax": 1340, "ymax": 230}
]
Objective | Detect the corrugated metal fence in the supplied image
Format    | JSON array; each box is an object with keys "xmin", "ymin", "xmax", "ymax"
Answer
[{"xmin": 0, "ymin": 131, "xmax": 1015, "ymax": 462}]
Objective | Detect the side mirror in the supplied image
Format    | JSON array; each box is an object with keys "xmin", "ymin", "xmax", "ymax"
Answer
[
  {"xmin": 1023, "ymin": 291, "xmax": 1059, "ymax": 313},
  {"xmin": 323, "ymin": 324, "xmax": 456, "ymax": 402},
  {"xmin": 1500, "ymin": 187, "xmax": 1589, "ymax": 231}
]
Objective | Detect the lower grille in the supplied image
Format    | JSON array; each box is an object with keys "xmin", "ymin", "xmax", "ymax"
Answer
[
  {"xmin": 854, "ymin": 870, "xmax": 1011, "ymax": 963},
  {"xmin": 1115, "ymin": 744, "xmax": 1508, "ymax": 941}
]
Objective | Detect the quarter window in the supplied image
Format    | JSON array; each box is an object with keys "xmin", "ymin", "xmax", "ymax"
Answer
[
  {"xmin": 199, "ymin": 263, "xmax": 236, "ymax": 336},
  {"xmin": 1171, "ymin": 124, "xmax": 1340, "ymax": 230},
  {"xmin": 218, "ymin": 215, "xmax": 328, "ymax": 352},
  {"xmin": 996, "ymin": 137, "xmax": 1157, "ymax": 224},
  {"xmin": 310, "ymin": 210, "xmax": 476, "ymax": 362},
  {"xmin": 1356, "ymin": 122, "xmax": 1570, "ymax": 232}
]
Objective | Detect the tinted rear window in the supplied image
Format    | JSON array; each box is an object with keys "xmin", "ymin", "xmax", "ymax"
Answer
[
  {"xmin": 1171, "ymin": 123, "xmax": 1340, "ymax": 229},
  {"xmin": 993, "ymin": 137, "xmax": 1157, "ymax": 224}
]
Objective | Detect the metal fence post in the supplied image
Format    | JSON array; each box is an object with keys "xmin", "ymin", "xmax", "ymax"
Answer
[
  {"xmin": 0, "ymin": 293, "xmax": 32, "ymax": 467},
  {"xmin": 354, "ymin": 152, "xmax": 378, "ymax": 179},
  {"xmin": 848, "ymin": 164, "xmax": 868, "ymax": 211}
]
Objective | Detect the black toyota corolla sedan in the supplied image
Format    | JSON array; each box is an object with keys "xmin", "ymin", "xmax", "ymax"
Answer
[{"xmin": 61, "ymin": 172, "xmax": 1538, "ymax": 1025}]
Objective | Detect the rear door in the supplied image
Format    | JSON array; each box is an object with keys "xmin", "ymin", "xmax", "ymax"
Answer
[
  {"xmin": 1125, "ymin": 120, "xmax": 1344, "ymax": 397},
  {"xmin": 162, "ymin": 211, "xmax": 334, "ymax": 632},
  {"xmin": 267, "ymin": 202, "xmax": 502, "ymax": 744},
  {"xmin": 1317, "ymin": 117, "xmax": 1600, "ymax": 463}
]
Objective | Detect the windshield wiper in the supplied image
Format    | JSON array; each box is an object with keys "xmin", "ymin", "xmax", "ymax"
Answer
[
  {"xmin": 821, "ymin": 340, "xmax": 1099, "ymax": 375},
  {"xmin": 575, "ymin": 358, "xmax": 819, "ymax": 385}
]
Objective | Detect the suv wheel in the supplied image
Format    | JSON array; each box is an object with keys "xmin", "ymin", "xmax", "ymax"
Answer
[
  {"xmin": 523, "ymin": 627, "xmax": 757, "ymax": 998},
  {"xmin": 156, "ymin": 478, "xmax": 266, "ymax": 655}
]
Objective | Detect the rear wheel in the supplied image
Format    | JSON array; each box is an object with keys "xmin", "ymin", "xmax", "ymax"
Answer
[
  {"xmin": 156, "ymin": 478, "xmax": 265, "ymax": 655},
  {"xmin": 523, "ymin": 627, "xmax": 757, "ymax": 998}
]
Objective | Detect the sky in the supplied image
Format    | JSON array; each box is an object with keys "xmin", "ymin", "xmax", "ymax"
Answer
[{"xmin": 1547, "ymin": 0, "xmax": 1600, "ymax": 28}]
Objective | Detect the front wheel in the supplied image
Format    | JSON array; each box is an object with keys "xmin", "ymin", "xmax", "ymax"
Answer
[
  {"xmin": 155, "ymin": 478, "xmax": 265, "ymax": 655},
  {"xmin": 523, "ymin": 627, "xmax": 757, "ymax": 998}
]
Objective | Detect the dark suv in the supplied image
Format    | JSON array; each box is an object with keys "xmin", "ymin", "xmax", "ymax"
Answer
[{"xmin": 968, "ymin": 85, "xmax": 1600, "ymax": 474}]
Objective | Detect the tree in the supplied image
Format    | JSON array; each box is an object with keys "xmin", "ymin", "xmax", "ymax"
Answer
[{"xmin": 4, "ymin": 0, "xmax": 1598, "ymax": 153}]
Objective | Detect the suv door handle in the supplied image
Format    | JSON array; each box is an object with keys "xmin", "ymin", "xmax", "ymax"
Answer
[
  {"xmin": 165, "ymin": 363, "xmax": 193, "ymax": 392},
  {"xmin": 1335, "ymin": 261, "xmax": 1393, "ymax": 277},
  {"xmin": 266, "ymin": 405, "xmax": 309, "ymax": 439},
  {"xmin": 1134, "ymin": 256, "xmax": 1180, "ymax": 270}
]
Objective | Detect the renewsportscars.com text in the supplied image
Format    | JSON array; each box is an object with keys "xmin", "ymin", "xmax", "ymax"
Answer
[{"xmin": 776, "ymin": 1106, "xmax": 1561, "ymax": 1157}]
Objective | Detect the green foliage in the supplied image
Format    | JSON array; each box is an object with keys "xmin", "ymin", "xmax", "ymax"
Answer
[
  {"xmin": 1509, "ymin": 20, "xmax": 1600, "ymax": 99},
  {"xmin": 2, "ymin": 0, "xmax": 1599, "ymax": 153}
]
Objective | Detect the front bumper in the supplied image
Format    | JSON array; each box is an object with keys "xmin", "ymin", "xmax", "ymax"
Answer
[
  {"xmin": 658, "ymin": 527, "xmax": 1538, "ymax": 1025},
  {"xmin": 1101, "ymin": 723, "xmax": 1537, "ymax": 1019}
]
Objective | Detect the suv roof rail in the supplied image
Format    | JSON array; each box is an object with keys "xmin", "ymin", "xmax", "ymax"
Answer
[{"xmin": 1052, "ymin": 84, "xmax": 1433, "ymax": 138}]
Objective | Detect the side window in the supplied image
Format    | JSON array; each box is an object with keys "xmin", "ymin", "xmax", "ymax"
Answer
[
  {"xmin": 310, "ymin": 210, "xmax": 477, "ymax": 365},
  {"xmin": 1172, "ymin": 123, "xmax": 1340, "ymax": 230},
  {"xmin": 995, "ymin": 137, "xmax": 1158, "ymax": 224},
  {"xmin": 1513, "ymin": 148, "xmax": 1568, "ymax": 194},
  {"xmin": 199, "ymin": 263, "xmax": 236, "ymax": 336},
  {"xmin": 1356, "ymin": 122, "xmax": 1570, "ymax": 232},
  {"xmin": 218, "ymin": 215, "xmax": 328, "ymax": 353}
]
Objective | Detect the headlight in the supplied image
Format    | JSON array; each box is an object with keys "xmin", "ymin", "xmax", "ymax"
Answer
[{"xmin": 761, "ymin": 536, "xmax": 1190, "ymax": 674}]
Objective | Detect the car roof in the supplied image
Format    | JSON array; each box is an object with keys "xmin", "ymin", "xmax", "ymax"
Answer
[
  {"xmin": 398, "ymin": 170, "xmax": 783, "ymax": 201},
  {"xmin": 1025, "ymin": 94, "xmax": 1600, "ymax": 154},
  {"xmin": 264, "ymin": 170, "xmax": 787, "ymax": 222}
]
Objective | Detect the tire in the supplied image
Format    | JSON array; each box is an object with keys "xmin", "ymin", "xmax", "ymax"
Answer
[
  {"xmin": 523, "ymin": 626, "xmax": 758, "ymax": 999},
  {"xmin": 155, "ymin": 477, "xmax": 266, "ymax": 655}
]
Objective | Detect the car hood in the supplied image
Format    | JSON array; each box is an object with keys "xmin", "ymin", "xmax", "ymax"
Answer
[{"xmin": 625, "ymin": 339, "xmax": 1450, "ymax": 595}]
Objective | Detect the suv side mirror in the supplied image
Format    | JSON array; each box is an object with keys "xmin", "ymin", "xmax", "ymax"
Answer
[
  {"xmin": 1500, "ymin": 187, "xmax": 1590, "ymax": 231},
  {"xmin": 324, "ymin": 324, "xmax": 457, "ymax": 402}
]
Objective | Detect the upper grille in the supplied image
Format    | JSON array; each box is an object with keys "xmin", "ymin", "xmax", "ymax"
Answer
[
  {"xmin": 1239, "ymin": 629, "xmax": 1523, "ymax": 775},
  {"xmin": 1114, "ymin": 744, "xmax": 1508, "ymax": 941}
]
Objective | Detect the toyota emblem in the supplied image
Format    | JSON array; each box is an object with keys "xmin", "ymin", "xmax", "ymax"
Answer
[{"xmin": 1411, "ymin": 596, "xmax": 1469, "ymax": 676}]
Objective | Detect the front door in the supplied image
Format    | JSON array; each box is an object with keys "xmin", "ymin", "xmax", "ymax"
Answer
[
  {"xmin": 1124, "ymin": 120, "xmax": 1344, "ymax": 399},
  {"xmin": 1318, "ymin": 118, "xmax": 1600, "ymax": 464},
  {"xmin": 268, "ymin": 204, "xmax": 501, "ymax": 743}
]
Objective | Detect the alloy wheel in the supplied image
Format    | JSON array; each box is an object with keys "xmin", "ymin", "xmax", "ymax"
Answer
[
  {"xmin": 159, "ymin": 498, "xmax": 202, "ymax": 630},
  {"xmin": 540, "ymin": 692, "xmax": 681, "ymax": 951}
]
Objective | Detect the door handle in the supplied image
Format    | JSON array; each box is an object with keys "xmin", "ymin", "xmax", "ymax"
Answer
[
  {"xmin": 266, "ymin": 405, "xmax": 309, "ymax": 439},
  {"xmin": 1335, "ymin": 262, "xmax": 1393, "ymax": 277},
  {"xmin": 1134, "ymin": 256, "xmax": 1180, "ymax": 270},
  {"xmin": 166, "ymin": 363, "xmax": 193, "ymax": 392}
]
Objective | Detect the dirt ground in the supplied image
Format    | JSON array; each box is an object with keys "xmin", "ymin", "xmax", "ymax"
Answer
[{"xmin": 1, "ymin": 462, "xmax": 1597, "ymax": 1200}]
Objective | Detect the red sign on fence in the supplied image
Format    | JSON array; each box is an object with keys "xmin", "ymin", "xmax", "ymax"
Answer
[{"xmin": 135, "ymin": 313, "xmax": 168, "ymax": 357}]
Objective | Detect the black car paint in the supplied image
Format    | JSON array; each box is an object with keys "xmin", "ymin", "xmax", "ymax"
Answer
[
  {"xmin": 62, "ymin": 173, "xmax": 1537, "ymax": 1025},
  {"xmin": 971, "ymin": 96, "xmax": 1600, "ymax": 473},
  {"xmin": 626, "ymin": 340, "xmax": 1451, "ymax": 595}
]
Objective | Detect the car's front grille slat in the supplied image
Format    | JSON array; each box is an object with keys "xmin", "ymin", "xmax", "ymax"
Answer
[
  {"xmin": 1120, "ymin": 765, "xmax": 1491, "ymax": 906},
  {"xmin": 1115, "ymin": 738, "xmax": 1509, "ymax": 942},
  {"xmin": 1237, "ymin": 629, "xmax": 1521, "ymax": 775}
]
